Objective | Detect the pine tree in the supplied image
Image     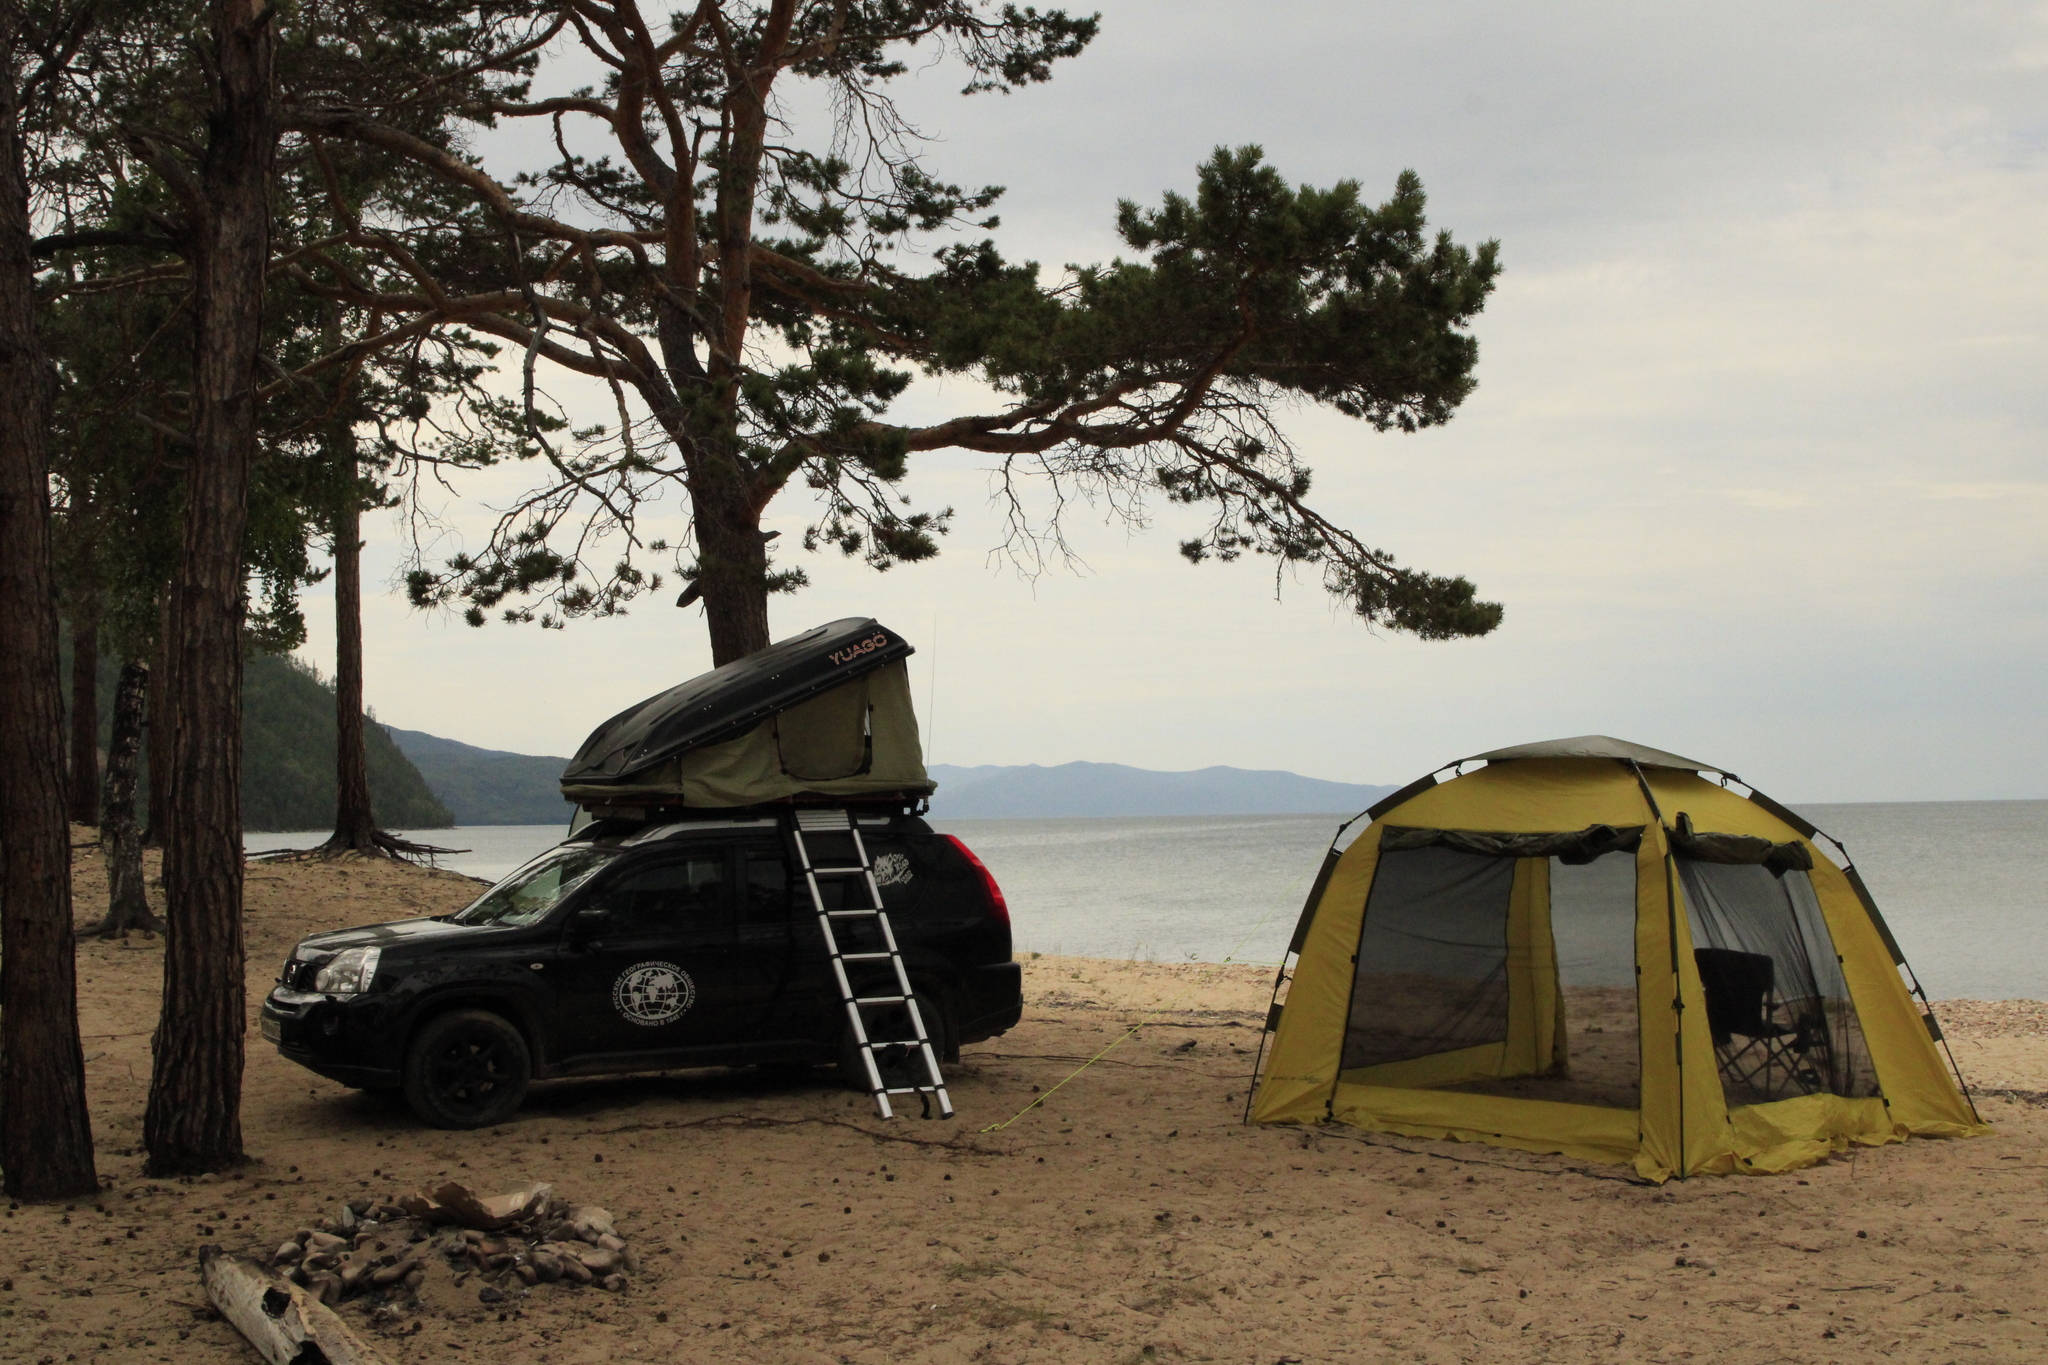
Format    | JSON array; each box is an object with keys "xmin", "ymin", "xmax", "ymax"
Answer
[{"xmin": 285, "ymin": 2, "xmax": 1505, "ymax": 665}]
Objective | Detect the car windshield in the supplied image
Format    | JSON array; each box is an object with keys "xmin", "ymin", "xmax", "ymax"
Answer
[{"xmin": 451, "ymin": 845, "xmax": 621, "ymax": 927}]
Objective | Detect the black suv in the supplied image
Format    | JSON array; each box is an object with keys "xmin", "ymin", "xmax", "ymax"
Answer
[{"xmin": 259, "ymin": 809, "xmax": 1019, "ymax": 1128}]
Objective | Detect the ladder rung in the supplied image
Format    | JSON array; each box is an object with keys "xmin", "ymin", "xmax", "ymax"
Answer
[
  {"xmin": 794, "ymin": 810, "xmax": 852, "ymax": 831},
  {"xmin": 809, "ymin": 866, "xmax": 868, "ymax": 876},
  {"xmin": 882, "ymin": 1087, "xmax": 946, "ymax": 1095},
  {"xmin": 824, "ymin": 909, "xmax": 882, "ymax": 918},
  {"xmin": 854, "ymin": 995, "xmax": 909, "ymax": 1005},
  {"xmin": 837, "ymin": 952, "xmax": 895, "ymax": 962}
]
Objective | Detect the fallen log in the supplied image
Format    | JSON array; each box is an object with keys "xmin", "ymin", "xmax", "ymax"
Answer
[{"xmin": 199, "ymin": 1245, "xmax": 392, "ymax": 1365}]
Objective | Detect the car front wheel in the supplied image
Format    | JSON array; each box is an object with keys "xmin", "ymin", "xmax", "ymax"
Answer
[{"xmin": 402, "ymin": 1009, "xmax": 531, "ymax": 1129}]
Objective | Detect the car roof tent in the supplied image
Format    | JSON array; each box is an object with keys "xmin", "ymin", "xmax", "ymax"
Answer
[
  {"xmin": 1250, "ymin": 737, "xmax": 1986, "ymax": 1181},
  {"xmin": 561, "ymin": 617, "xmax": 933, "ymax": 810}
]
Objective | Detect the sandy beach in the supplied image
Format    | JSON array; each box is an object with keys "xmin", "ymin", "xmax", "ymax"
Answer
[{"xmin": 6, "ymin": 841, "xmax": 2045, "ymax": 1364}]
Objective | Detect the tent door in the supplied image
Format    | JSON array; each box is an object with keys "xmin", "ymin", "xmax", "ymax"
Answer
[{"xmin": 775, "ymin": 677, "xmax": 874, "ymax": 781}]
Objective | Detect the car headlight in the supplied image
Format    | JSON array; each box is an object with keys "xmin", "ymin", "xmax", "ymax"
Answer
[{"xmin": 313, "ymin": 947, "xmax": 381, "ymax": 995}]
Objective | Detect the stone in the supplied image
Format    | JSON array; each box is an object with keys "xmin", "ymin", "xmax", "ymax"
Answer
[
  {"xmin": 600, "ymin": 1274, "xmax": 626, "ymax": 1292},
  {"xmin": 478, "ymin": 1285, "xmax": 506, "ymax": 1304},
  {"xmin": 559, "ymin": 1257, "xmax": 593, "ymax": 1285},
  {"xmin": 567, "ymin": 1206, "xmax": 616, "ymax": 1242},
  {"xmin": 305, "ymin": 1233, "xmax": 348, "ymax": 1255},
  {"xmin": 515, "ymin": 1264, "xmax": 538, "ymax": 1286},
  {"xmin": 529, "ymin": 1252, "xmax": 564, "ymax": 1283},
  {"xmin": 621, "ymin": 1247, "xmax": 642, "ymax": 1276},
  {"xmin": 595, "ymin": 1234, "xmax": 626, "ymax": 1252},
  {"xmin": 270, "ymin": 1241, "xmax": 304, "ymax": 1267},
  {"xmin": 572, "ymin": 1247, "xmax": 619, "ymax": 1274}
]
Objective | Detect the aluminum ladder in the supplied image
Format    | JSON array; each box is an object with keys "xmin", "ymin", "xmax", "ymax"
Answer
[{"xmin": 789, "ymin": 808, "xmax": 954, "ymax": 1120}]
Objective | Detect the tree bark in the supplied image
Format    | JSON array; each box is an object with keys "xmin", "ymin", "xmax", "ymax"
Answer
[
  {"xmin": 67, "ymin": 587, "xmax": 100, "ymax": 825},
  {"xmin": 0, "ymin": 36, "xmax": 100, "ymax": 1202},
  {"xmin": 141, "ymin": 598, "xmax": 169, "ymax": 846},
  {"xmin": 324, "ymin": 488, "xmax": 379, "ymax": 849},
  {"xmin": 83, "ymin": 661, "xmax": 162, "ymax": 938},
  {"xmin": 695, "ymin": 472, "xmax": 771, "ymax": 666},
  {"xmin": 143, "ymin": 0, "xmax": 278, "ymax": 1177}
]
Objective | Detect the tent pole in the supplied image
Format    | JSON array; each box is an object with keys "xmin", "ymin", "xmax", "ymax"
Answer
[{"xmin": 1627, "ymin": 760, "xmax": 1686, "ymax": 1180}]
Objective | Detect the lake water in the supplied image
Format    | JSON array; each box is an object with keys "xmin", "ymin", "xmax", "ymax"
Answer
[{"xmin": 244, "ymin": 798, "xmax": 2048, "ymax": 1000}]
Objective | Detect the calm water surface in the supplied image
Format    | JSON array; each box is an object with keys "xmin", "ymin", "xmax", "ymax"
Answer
[{"xmin": 245, "ymin": 799, "xmax": 2048, "ymax": 999}]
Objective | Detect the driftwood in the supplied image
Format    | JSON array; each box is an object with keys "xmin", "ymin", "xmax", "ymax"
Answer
[{"xmin": 200, "ymin": 1245, "xmax": 392, "ymax": 1365}]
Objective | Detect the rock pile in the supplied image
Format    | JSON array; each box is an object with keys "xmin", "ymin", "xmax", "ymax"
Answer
[{"xmin": 267, "ymin": 1181, "xmax": 641, "ymax": 1307}]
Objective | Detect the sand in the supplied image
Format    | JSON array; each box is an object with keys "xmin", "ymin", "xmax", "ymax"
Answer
[{"xmin": 5, "ymin": 838, "xmax": 2045, "ymax": 1364}]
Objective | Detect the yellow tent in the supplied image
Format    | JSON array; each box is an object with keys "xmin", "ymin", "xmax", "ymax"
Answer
[{"xmin": 1251, "ymin": 737, "xmax": 1985, "ymax": 1180}]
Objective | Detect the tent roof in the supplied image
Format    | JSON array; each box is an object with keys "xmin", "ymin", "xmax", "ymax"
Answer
[
  {"xmin": 1461, "ymin": 734, "xmax": 1715, "ymax": 771},
  {"xmin": 563, "ymin": 617, "xmax": 913, "ymax": 784}
]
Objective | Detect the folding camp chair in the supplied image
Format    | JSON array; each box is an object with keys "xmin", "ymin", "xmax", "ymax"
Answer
[{"xmin": 1693, "ymin": 948, "xmax": 1827, "ymax": 1102}]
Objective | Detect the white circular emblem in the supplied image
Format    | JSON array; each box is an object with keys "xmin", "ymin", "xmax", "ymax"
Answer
[{"xmin": 612, "ymin": 961, "xmax": 695, "ymax": 1026}]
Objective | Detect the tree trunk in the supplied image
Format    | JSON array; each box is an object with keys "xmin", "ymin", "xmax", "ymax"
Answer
[
  {"xmin": 141, "ymin": 598, "xmax": 169, "ymax": 846},
  {"xmin": 694, "ymin": 474, "xmax": 772, "ymax": 666},
  {"xmin": 84, "ymin": 661, "xmax": 162, "ymax": 938},
  {"xmin": 67, "ymin": 591, "xmax": 100, "ymax": 826},
  {"xmin": 0, "ymin": 42, "xmax": 100, "ymax": 1202},
  {"xmin": 143, "ymin": 0, "xmax": 277, "ymax": 1177},
  {"xmin": 323, "ymin": 489, "xmax": 378, "ymax": 850}
]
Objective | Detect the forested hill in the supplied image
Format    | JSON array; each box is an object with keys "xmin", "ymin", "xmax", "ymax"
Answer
[
  {"xmin": 69, "ymin": 649, "xmax": 453, "ymax": 833},
  {"xmin": 382, "ymin": 728, "xmax": 574, "ymax": 826},
  {"xmin": 241, "ymin": 655, "xmax": 453, "ymax": 832}
]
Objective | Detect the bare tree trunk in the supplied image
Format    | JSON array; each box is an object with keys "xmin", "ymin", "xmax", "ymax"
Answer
[
  {"xmin": 0, "ymin": 36, "xmax": 99, "ymax": 1202},
  {"xmin": 695, "ymin": 477, "xmax": 772, "ymax": 666},
  {"xmin": 143, "ymin": 0, "xmax": 277, "ymax": 1177},
  {"xmin": 141, "ymin": 598, "xmax": 169, "ymax": 846},
  {"xmin": 67, "ymin": 588, "xmax": 100, "ymax": 825},
  {"xmin": 324, "ymin": 490, "xmax": 378, "ymax": 849},
  {"xmin": 83, "ymin": 661, "xmax": 162, "ymax": 938}
]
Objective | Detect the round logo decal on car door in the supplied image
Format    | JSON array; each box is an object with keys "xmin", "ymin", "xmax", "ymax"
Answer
[{"xmin": 612, "ymin": 961, "xmax": 696, "ymax": 1026}]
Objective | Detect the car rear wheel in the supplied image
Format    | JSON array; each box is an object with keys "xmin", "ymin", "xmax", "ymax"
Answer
[
  {"xmin": 403, "ymin": 1009, "xmax": 531, "ymax": 1129},
  {"xmin": 837, "ymin": 988, "xmax": 955, "ymax": 1096}
]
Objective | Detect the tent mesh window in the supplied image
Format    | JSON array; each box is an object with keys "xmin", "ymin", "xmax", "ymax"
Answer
[
  {"xmin": 1677, "ymin": 858, "xmax": 1879, "ymax": 1107},
  {"xmin": 1535, "ymin": 850, "xmax": 1640, "ymax": 1107},
  {"xmin": 1342, "ymin": 847, "xmax": 1515, "ymax": 1072}
]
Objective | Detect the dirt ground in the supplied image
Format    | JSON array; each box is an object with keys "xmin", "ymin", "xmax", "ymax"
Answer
[{"xmin": 5, "ymin": 839, "xmax": 2045, "ymax": 1365}]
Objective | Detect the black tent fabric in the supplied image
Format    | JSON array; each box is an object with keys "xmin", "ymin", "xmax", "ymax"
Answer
[{"xmin": 565, "ymin": 618, "xmax": 912, "ymax": 784}]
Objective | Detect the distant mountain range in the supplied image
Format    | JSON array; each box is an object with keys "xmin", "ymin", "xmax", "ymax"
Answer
[
  {"xmin": 381, "ymin": 728, "xmax": 1392, "ymax": 824},
  {"xmin": 384, "ymin": 728, "xmax": 576, "ymax": 826},
  {"xmin": 926, "ymin": 762, "xmax": 1394, "ymax": 819}
]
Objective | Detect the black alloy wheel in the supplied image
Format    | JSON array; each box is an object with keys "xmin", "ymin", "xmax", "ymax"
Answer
[{"xmin": 402, "ymin": 1009, "xmax": 532, "ymax": 1129}]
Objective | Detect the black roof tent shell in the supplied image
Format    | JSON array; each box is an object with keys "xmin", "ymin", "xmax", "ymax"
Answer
[{"xmin": 563, "ymin": 617, "xmax": 914, "ymax": 784}]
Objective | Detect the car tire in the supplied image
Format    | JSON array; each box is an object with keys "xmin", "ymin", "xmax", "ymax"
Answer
[
  {"xmin": 402, "ymin": 1009, "xmax": 531, "ymax": 1129},
  {"xmin": 837, "ymin": 988, "xmax": 954, "ymax": 1096}
]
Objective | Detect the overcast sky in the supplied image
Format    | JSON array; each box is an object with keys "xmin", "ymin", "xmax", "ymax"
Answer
[{"xmin": 299, "ymin": 2, "xmax": 2048, "ymax": 803}]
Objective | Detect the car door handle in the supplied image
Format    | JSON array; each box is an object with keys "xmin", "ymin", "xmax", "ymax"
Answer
[{"xmin": 529, "ymin": 963, "xmax": 546, "ymax": 971}]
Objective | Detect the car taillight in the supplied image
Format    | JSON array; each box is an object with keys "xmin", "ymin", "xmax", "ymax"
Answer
[{"xmin": 942, "ymin": 835, "xmax": 1009, "ymax": 927}]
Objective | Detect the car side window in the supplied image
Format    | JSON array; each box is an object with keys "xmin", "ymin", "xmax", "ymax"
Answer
[
  {"xmin": 742, "ymin": 848, "xmax": 791, "ymax": 924},
  {"xmin": 586, "ymin": 855, "xmax": 726, "ymax": 934}
]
